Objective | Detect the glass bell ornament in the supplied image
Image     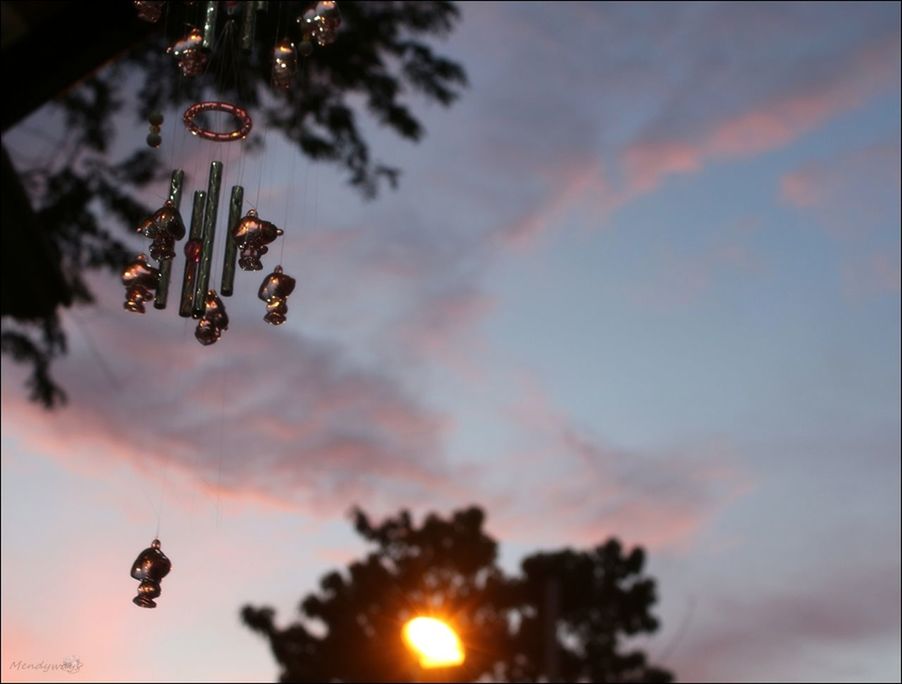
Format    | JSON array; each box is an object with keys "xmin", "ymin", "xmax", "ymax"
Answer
[
  {"xmin": 297, "ymin": 8, "xmax": 317, "ymax": 48},
  {"xmin": 130, "ymin": 538, "xmax": 171, "ymax": 608},
  {"xmin": 271, "ymin": 40, "xmax": 297, "ymax": 90},
  {"xmin": 195, "ymin": 290, "xmax": 229, "ymax": 345},
  {"xmin": 232, "ymin": 209, "xmax": 283, "ymax": 271},
  {"xmin": 137, "ymin": 200, "xmax": 186, "ymax": 261},
  {"xmin": 122, "ymin": 254, "xmax": 161, "ymax": 314},
  {"xmin": 313, "ymin": 0, "xmax": 341, "ymax": 46},
  {"xmin": 167, "ymin": 27, "xmax": 208, "ymax": 77},
  {"xmin": 258, "ymin": 265, "xmax": 296, "ymax": 325},
  {"xmin": 134, "ymin": 0, "xmax": 165, "ymax": 23},
  {"xmin": 297, "ymin": 2, "xmax": 341, "ymax": 51}
]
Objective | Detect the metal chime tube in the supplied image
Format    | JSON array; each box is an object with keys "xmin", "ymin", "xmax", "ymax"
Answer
[
  {"xmin": 201, "ymin": 1, "xmax": 220, "ymax": 51},
  {"xmin": 240, "ymin": 1, "xmax": 257, "ymax": 52},
  {"xmin": 154, "ymin": 169, "xmax": 184, "ymax": 309},
  {"xmin": 178, "ymin": 190, "xmax": 207, "ymax": 317},
  {"xmin": 193, "ymin": 160, "xmax": 223, "ymax": 317},
  {"xmin": 221, "ymin": 185, "xmax": 244, "ymax": 296}
]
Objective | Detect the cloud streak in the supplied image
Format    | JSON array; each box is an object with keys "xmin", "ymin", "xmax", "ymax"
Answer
[
  {"xmin": 1, "ymin": 288, "xmax": 452, "ymax": 516},
  {"xmin": 623, "ymin": 31, "xmax": 900, "ymax": 193},
  {"xmin": 486, "ymin": 378, "xmax": 750, "ymax": 550}
]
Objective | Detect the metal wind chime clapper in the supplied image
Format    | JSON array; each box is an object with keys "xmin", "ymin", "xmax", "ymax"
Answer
[{"xmin": 126, "ymin": 0, "xmax": 343, "ymax": 605}]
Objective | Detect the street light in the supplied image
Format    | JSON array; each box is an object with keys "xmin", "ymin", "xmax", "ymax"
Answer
[{"xmin": 402, "ymin": 616, "xmax": 465, "ymax": 669}]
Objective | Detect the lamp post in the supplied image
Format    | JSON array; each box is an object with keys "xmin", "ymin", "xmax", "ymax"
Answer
[{"xmin": 402, "ymin": 616, "xmax": 465, "ymax": 682}]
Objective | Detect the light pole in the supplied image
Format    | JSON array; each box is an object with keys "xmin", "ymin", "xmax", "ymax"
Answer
[{"xmin": 402, "ymin": 616, "xmax": 465, "ymax": 682}]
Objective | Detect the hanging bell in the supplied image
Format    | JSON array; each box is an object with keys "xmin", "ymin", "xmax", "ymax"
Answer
[
  {"xmin": 271, "ymin": 40, "xmax": 297, "ymax": 90},
  {"xmin": 258, "ymin": 265, "xmax": 296, "ymax": 325},
  {"xmin": 122, "ymin": 254, "xmax": 161, "ymax": 314},
  {"xmin": 137, "ymin": 200, "xmax": 186, "ymax": 261},
  {"xmin": 195, "ymin": 290, "xmax": 229, "ymax": 345},
  {"xmin": 167, "ymin": 27, "xmax": 208, "ymax": 77},
  {"xmin": 313, "ymin": 0, "xmax": 341, "ymax": 46},
  {"xmin": 134, "ymin": 0, "xmax": 165, "ymax": 23},
  {"xmin": 297, "ymin": 8, "xmax": 317, "ymax": 54},
  {"xmin": 297, "ymin": 1, "xmax": 341, "ymax": 51},
  {"xmin": 130, "ymin": 538, "xmax": 172, "ymax": 608},
  {"xmin": 232, "ymin": 209, "xmax": 283, "ymax": 271}
]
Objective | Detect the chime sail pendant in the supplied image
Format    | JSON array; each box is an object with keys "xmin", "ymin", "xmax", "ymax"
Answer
[{"xmin": 130, "ymin": 538, "xmax": 172, "ymax": 608}]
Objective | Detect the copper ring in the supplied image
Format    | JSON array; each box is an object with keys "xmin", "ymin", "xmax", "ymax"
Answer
[{"xmin": 182, "ymin": 101, "xmax": 252, "ymax": 142}]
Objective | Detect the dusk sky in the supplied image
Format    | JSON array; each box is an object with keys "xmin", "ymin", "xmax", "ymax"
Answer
[{"xmin": 1, "ymin": 2, "xmax": 900, "ymax": 682}]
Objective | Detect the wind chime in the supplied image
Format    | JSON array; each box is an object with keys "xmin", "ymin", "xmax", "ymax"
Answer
[{"xmin": 126, "ymin": 0, "xmax": 340, "ymax": 607}]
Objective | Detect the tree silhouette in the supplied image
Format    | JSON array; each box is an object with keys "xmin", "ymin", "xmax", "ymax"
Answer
[
  {"xmin": 1, "ymin": 0, "xmax": 466, "ymax": 407},
  {"xmin": 241, "ymin": 506, "xmax": 674, "ymax": 682}
]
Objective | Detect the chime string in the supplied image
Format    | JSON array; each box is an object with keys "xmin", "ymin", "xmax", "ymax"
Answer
[
  {"xmin": 215, "ymin": 354, "xmax": 227, "ymax": 528},
  {"xmin": 235, "ymin": 6, "xmax": 250, "ymax": 193},
  {"xmin": 62, "ymin": 307, "xmax": 164, "ymax": 536},
  {"xmin": 212, "ymin": 10, "xmax": 250, "ymax": 528},
  {"xmin": 65, "ymin": 309, "xmax": 122, "ymax": 392},
  {"xmin": 257, "ymin": 3, "xmax": 291, "ymax": 224},
  {"xmin": 254, "ymin": 6, "xmax": 275, "ymax": 213},
  {"xmin": 280, "ymin": 140, "xmax": 298, "ymax": 264},
  {"xmin": 164, "ymin": 1, "xmax": 179, "ymax": 176},
  {"xmin": 255, "ymin": 117, "xmax": 270, "ymax": 211},
  {"xmin": 313, "ymin": 158, "xmax": 320, "ymax": 237}
]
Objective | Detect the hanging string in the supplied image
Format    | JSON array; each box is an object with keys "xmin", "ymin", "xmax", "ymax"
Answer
[
  {"xmin": 253, "ymin": 2, "xmax": 286, "ymax": 212},
  {"xmin": 313, "ymin": 160, "xmax": 320, "ymax": 234},
  {"xmin": 280, "ymin": 138, "xmax": 298, "ymax": 263},
  {"xmin": 165, "ymin": 2, "xmax": 179, "ymax": 177},
  {"xmin": 215, "ymin": 356, "xmax": 227, "ymax": 528},
  {"xmin": 203, "ymin": 7, "xmax": 246, "ymax": 528},
  {"xmin": 254, "ymin": 121, "xmax": 270, "ymax": 210},
  {"xmin": 61, "ymin": 307, "xmax": 166, "ymax": 538}
]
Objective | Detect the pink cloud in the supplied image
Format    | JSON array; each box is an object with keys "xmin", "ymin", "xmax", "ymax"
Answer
[
  {"xmin": 1, "ymin": 544, "xmax": 145, "ymax": 682},
  {"xmin": 780, "ymin": 140, "xmax": 901, "ymax": 233},
  {"xmin": 622, "ymin": 142, "xmax": 702, "ymax": 194},
  {"xmin": 488, "ymin": 377, "xmax": 750, "ymax": 551},
  {"xmin": 781, "ymin": 139, "xmax": 900, "ymax": 296},
  {"xmin": 620, "ymin": 216, "xmax": 763, "ymax": 310},
  {"xmin": 463, "ymin": 7, "xmax": 900, "ymax": 249},
  {"xmin": 623, "ymin": 35, "xmax": 900, "ymax": 193},
  {"xmin": 842, "ymin": 250, "xmax": 902, "ymax": 297},
  {"xmin": 669, "ymin": 560, "xmax": 902, "ymax": 681},
  {"xmin": 872, "ymin": 252, "xmax": 902, "ymax": 292},
  {"xmin": 396, "ymin": 287, "xmax": 495, "ymax": 379},
  {"xmin": 0, "ymin": 301, "xmax": 453, "ymax": 518},
  {"xmin": 497, "ymin": 158, "xmax": 612, "ymax": 247}
]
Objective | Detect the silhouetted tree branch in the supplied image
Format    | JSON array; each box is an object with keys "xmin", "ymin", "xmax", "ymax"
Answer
[
  {"xmin": 1, "ymin": 0, "xmax": 467, "ymax": 407},
  {"xmin": 242, "ymin": 505, "xmax": 674, "ymax": 682}
]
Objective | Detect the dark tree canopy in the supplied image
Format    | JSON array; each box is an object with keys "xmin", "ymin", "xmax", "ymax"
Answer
[
  {"xmin": 241, "ymin": 506, "xmax": 674, "ymax": 682},
  {"xmin": 1, "ymin": 0, "xmax": 467, "ymax": 407}
]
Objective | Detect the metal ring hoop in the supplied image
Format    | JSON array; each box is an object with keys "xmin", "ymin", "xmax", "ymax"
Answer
[{"xmin": 183, "ymin": 101, "xmax": 252, "ymax": 142}]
